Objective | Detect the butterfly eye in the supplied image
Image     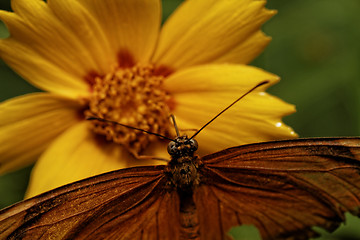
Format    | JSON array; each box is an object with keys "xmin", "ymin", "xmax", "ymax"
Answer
[
  {"xmin": 188, "ymin": 139, "xmax": 198, "ymax": 151},
  {"xmin": 167, "ymin": 141, "xmax": 177, "ymax": 155}
]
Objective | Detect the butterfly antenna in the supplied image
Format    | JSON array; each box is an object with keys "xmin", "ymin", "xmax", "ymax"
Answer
[
  {"xmin": 169, "ymin": 114, "xmax": 181, "ymax": 137},
  {"xmin": 86, "ymin": 116, "xmax": 175, "ymax": 141},
  {"xmin": 189, "ymin": 80, "xmax": 269, "ymax": 140}
]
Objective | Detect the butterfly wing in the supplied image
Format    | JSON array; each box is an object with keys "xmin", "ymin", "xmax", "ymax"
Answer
[
  {"xmin": 0, "ymin": 166, "xmax": 180, "ymax": 240},
  {"xmin": 194, "ymin": 137, "xmax": 360, "ymax": 240}
]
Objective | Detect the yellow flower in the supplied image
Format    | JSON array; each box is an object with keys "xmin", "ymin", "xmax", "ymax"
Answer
[{"xmin": 0, "ymin": 0, "xmax": 296, "ymax": 197}]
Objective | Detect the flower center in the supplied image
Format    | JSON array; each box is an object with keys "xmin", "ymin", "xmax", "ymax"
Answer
[{"xmin": 85, "ymin": 64, "xmax": 172, "ymax": 155}]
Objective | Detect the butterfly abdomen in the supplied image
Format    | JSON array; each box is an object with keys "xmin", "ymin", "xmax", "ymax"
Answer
[{"xmin": 179, "ymin": 191, "xmax": 200, "ymax": 240}]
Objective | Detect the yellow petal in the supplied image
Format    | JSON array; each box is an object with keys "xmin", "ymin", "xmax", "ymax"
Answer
[
  {"xmin": 47, "ymin": 0, "xmax": 114, "ymax": 74},
  {"xmin": 164, "ymin": 64, "xmax": 279, "ymax": 93},
  {"xmin": 213, "ymin": 31, "xmax": 272, "ymax": 64},
  {"xmin": 0, "ymin": 93, "xmax": 82, "ymax": 174},
  {"xmin": 153, "ymin": 0, "xmax": 275, "ymax": 69},
  {"xmin": 25, "ymin": 122, "xmax": 166, "ymax": 197},
  {"xmin": 164, "ymin": 64, "xmax": 297, "ymax": 155},
  {"xmin": 0, "ymin": 40, "xmax": 89, "ymax": 98},
  {"xmin": 78, "ymin": 0, "xmax": 161, "ymax": 64},
  {"xmin": 0, "ymin": 0, "xmax": 102, "ymax": 84},
  {"xmin": 175, "ymin": 93, "xmax": 297, "ymax": 156}
]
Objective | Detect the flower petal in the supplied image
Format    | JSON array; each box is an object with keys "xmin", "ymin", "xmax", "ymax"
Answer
[
  {"xmin": 25, "ymin": 122, "xmax": 166, "ymax": 197},
  {"xmin": 78, "ymin": 0, "xmax": 161, "ymax": 64},
  {"xmin": 0, "ymin": 39, "xmax": 89, "ymax": 98},
  {"xmin": 164, "ymin": 64, "xmax": 278, "ymax": 93},
  {"xmin": 47, "ymin": 0, "xmax": 115, "ymax": 74},
  {"xmin": 213, "ymin": 31, "xmax": 272, "ymax": 65},
  {"xmin": 164, "ymin": 64, "xmax": 297, "ymax": 155},
  {"xmin": 153, "ymin": 0, "xmax": 275, "ymax": 69},
  {"xmin": 0, "ymin": 0, "xmax": 106, "ymax": 92},
  {"xmin": 0, "ymin": 93, "xmax": 82, "ymax": 174}
]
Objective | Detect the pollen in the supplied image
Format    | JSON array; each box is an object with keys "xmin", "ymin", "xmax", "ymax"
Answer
[{"xmin": 85, "ymin": 64, "xmax": 172, "ymax": 155}]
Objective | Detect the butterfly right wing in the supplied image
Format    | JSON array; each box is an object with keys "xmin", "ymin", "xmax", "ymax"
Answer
[
  {"xmin": 0, "ymin": 166, "xmax": 180, "ymax": 240},
  {"xmin": 194, "ymin": 137, "xmax": 360, "ymax": 240}
]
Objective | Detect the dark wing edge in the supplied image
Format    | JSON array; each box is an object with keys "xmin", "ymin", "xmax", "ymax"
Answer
[
  {"xmin": 202, "ymin": 137, "xmax": 360, "ymax": 166},
  {"xmin": 196, "ymin": 137, "xmax": 360, "ymax": 240},
  {"xmin": 0, "ymin": 165, "xmax": 181, "ymax": 240}
]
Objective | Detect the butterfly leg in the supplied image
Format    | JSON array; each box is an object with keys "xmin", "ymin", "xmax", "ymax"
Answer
[{"xmin": 128, "ymin": 148, "xmax": 170, "ymax": 162}]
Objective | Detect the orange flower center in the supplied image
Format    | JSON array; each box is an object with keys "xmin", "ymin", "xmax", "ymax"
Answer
[{"xmin": 85, "ymin": 64, "xmax": 172, "ymax": 155}]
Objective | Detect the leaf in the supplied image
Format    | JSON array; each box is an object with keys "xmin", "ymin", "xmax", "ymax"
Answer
[{"xmin": 229, "ymin": 225, "xmax": 262, "ymax": 240}]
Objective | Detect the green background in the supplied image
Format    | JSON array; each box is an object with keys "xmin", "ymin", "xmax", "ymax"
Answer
[{"xmin": 0, "ymin": 0, "xmax": 359, "ymax": 239}]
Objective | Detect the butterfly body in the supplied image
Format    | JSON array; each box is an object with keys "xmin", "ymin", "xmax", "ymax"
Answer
[
  {"xmin": 165, "ymin": 135, "xmax": 203, "ymax": 239},
  {"xmin": 1, "ymin": 137, "xmax": 360, "ymax": 240},
  {"xmin": 166, "ymin": 135, "xmax": 201, "ymax": 192}
]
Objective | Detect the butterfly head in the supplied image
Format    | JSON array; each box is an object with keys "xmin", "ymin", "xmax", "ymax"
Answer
[{"xmin": 167, "ymin": 136, "xmax": 198, "ymax": 158}]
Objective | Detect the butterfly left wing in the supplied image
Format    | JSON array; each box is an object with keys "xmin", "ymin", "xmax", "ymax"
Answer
[
  {"xmin": 0, "ymin": 166, "xmax": 180, "ymax": 240},
  {"xmin": 194, "ymin": 137, "xmax": 360, "ymax": 240}
]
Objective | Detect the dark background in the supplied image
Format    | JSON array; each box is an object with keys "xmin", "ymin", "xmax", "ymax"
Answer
[{"xmin": 0, "ymin": 0, "xmax": 359, "ymax": 239}]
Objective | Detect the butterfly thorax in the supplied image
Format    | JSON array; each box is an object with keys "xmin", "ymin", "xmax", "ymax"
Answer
[{"xmin": 166, "ymin": 136, "xmax": 201, "ymax": 192}]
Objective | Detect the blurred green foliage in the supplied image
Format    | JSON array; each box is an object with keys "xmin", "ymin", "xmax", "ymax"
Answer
[
  {"xmin": 0, "ymin": 0, "xmax": 359, "ymax": 239},
  {"xmin": 229, "ymin": 225, "xmax": 262, "ymax": 240},
  {"xmin": 262, "ymin": 0, "xmax": 360, "ymax": 138}
]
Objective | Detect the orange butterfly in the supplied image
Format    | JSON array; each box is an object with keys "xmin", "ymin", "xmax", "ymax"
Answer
[
  {"xmin": 0, "ymin": 136, "xmax": 359, "ymax": 240},
  {"xmin": 1, "ymin": 82, "xmax": 360, "ymax": 239}
]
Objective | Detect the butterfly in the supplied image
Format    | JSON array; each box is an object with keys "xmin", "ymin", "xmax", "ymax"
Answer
[
  {"xmin": 1, "ymin": 136, "xmax": 360, "ymax": 240},
  {"xmin": 1, "ymin": 82, "xmax": 360, "ymax": 240}
]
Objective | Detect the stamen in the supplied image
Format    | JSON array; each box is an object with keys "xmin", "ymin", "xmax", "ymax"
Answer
[{"xmin": 85, "ymin": 63, "xmax": 172, "ymax": 154}]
